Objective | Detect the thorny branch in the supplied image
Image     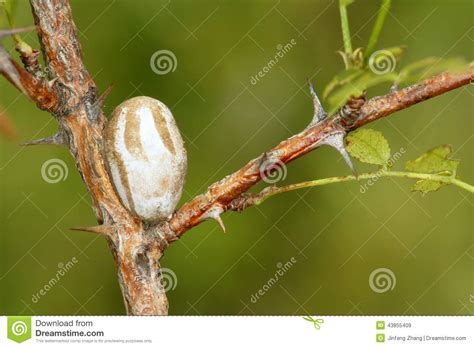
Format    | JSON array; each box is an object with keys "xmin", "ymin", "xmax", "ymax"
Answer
[
  {"xmin": 168, "ymin": 66, "xmax": 474, "ymax": 238},
  {"xmin": 0, "ymin": 0, "xmax": 472, "ymax": 315}
]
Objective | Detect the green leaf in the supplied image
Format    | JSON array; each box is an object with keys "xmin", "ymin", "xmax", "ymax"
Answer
[
  {"xmin": 323, "ymin": 68, "xmax": 364, "ymax": 99},
  {"xmin": 345, "ymin": 129, "xmax": 391, "ymax": 165},
  {"xmin": 411, "ymin": 180, "xmax": 448, "ymax": 194},
  {"xmin": 365, "ymin": 0, "xmax": 391, "ymax": 59},
  {"xmin": 326, "ymin": 45, "xmax": 404, "ymax": 112},
  {"xmin": 405, "ymin": 145, "xmax": 459, "ymax": 174},
  {"xmin": 326, "ymin": 70, "xmax": 397, "ymax": 113},
  {"xmin": 396, "ymin": 57, "xmax": 467, "ymax": 85},
  {"xmin": 405, "ymin": 145, "xmax": 459, "ymax": 194},
  {"xmin": 380, "ymin": 46, "xmax": 404, "ymax": 61}
]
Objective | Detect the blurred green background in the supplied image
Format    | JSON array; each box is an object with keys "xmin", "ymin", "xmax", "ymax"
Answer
[{"xmin": 0, "ymin": 0, "xmax": 472, "ymax": 315}]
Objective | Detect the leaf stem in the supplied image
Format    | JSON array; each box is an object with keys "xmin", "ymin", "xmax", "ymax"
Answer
[
  {"xmin": 2, "ymin": 2, "xmax": 30, "ymax": 46},
  {"xmin": 365, "ymin": 0, "xmax": 391, "ymax": 60},
  {"xmin": 339, "ymin": 0, "xmax": 353, "ymax": 57},
  {"xmin": 253, "ymin": 170, "xmax": 474, "ymax": 205}
]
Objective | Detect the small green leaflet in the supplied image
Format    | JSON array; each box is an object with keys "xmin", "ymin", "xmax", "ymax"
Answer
[
  {"xmin": 405, "ymin": 145, "xmax": 458, "ymax": 174},
  {"xmin": 405, "ymin": 145, "xmax": 459, "ymax": 193},
  {"xmin": 326, "ymin": 71, "xmax": 397, "ymax": 113},
  {"xmin": 323, "ymin": 68, "xmax": 364, "ymax": 100},
  {"xmin": 411, "ymin": 180, "xmax": 447, "ymax": 194},
  {"xmin": 324, "ymin": 54, "xmax": 465, "ymax": 113},
  {"xmin": 324, "ymin": 45, "xmax": 404, "ymax": 112},
  {"xmin": 395, "ymin": 57, "xmax": 466, "ymax": 86},
  {"xmin": 375, "ymin": 45, "xmax": 405, "ymax": 62},
  {"xmin": 345, "ymin": 129, "xmax": 390, "ymax": 166}
]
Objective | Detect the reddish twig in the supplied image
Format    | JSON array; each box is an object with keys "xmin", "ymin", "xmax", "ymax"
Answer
[
  {"xmin": 168, "ymin": 65, "xmax": 474, "ymax": 239},
  {"xmin": 0, "ymin": 0, "xmax": 472, "ymax": 316}
]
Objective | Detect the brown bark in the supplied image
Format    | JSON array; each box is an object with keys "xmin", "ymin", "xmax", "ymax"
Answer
[
  {"xmin": 4, "ymin": 0, "xmax": 171, "ymax": 315},
  {"xmin": 0, "ymin": 0, "xmax": 472, "ymax": 315}
]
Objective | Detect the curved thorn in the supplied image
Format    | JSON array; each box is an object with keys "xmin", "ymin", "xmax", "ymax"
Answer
[
  {"xmin": 319, "ymin": 132, "xmax": 357, "ymax": 176},
  {"xmin": 100, "ymin": 84, "xmax": 114, "ymax": 103},
  {"xmin": 307, "ymin": 78, "xmax": 326, "ymax": 125},
  {"xmin": 202, "ymin": 207, "xmax": 226, "ymax": 233},
  {"xmin": 94, "ymin": 84, "xmax": 113, "ymax": 109},
  {"xmin": 91, "ymin": 84, "xmax": 113, "ymax": 120},
  {"xmin": 48, "ymin": 77, "xmax": 59, "ymax": 89},
  {"xmin": 213, "ymin": 214, "xmax": 226, "ymax": 233}
]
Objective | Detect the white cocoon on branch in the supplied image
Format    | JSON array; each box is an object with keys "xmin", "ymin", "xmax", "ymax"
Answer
[{"xmin": 104, "ymin": 96, "xmax": 187, "ymax": 222}]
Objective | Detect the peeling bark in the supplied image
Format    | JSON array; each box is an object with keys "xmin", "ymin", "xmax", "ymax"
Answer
[{"xmin": 26, "ymin": 0, "xmax": 170, "ymax": 315}]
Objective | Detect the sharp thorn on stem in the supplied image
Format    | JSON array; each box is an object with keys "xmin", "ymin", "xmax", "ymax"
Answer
[
  {"xmin": 91, "ymin": 84, "xmax": 113, "ymax": 119},
  {"xmin": 213, "ymin": 214, "xmax": 226, "ymax": 233},
  {"xmin": 307, "ymin": 78, "xmax": 326, "ymax": 126},
  {"xmin": 319, "ymin": 132, "xmax": 357, "ymax": 176},
  {"xmin": 48, "ymin": 77, "xmax": 59, "ymax": 89},
  {"xmin": 21, "ymin": 133, "xmax": 64, "ymax": 146},
  {"xmin": 95, "ymin": 84, "xmax": 114, "ymax": 109},
  {"xmin": 70, "ymin": 225, "xmax": 113, "ymax": 235},
  {"xmin": 202, "ymin": 207, "xmax": 226, "ymax": 233}
]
